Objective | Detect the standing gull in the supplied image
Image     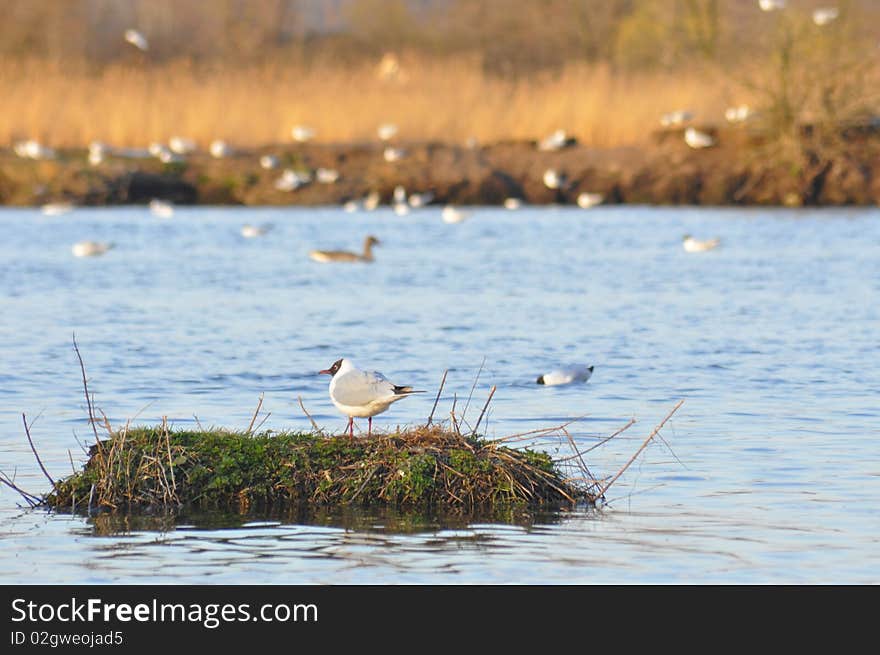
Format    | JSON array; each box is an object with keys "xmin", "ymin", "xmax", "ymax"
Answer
[{"xmin": 319, "ymin": 358, "xmax": 424, "ymax": 437}]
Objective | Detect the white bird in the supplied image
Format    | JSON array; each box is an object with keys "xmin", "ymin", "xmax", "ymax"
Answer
[
  {"xmin": 241, "ymin": 223, "xmax": 272, "ymax": 238},
  {"xmin": 343, "ymin": 200, "xmax": 360, "ymax": 212},
  {"xmin": 260, "ymin": 154, "xmax": 279, "ymax": 169},
  {"xmin": 209, "ymin": 140, "xmax": 232, "ymax": 158},
  {"xmin": 660, "ymin": 110, "xmax": 694, "ymax": 127},
  {"xmin": 813, "ymin": 7, "xmax": 838, "ymax": 25},
  {"xmin": 725, "ymin": 105, "xmax": 754, "ymax": 124},
  {"xmin": 319, "ymin": 358, "xmax": 424, "ymax": 437},
  {"xmin": 309, "ymin": 235, "xmax": 381, "ymax": 263},
  {"xmin": 393, "ymin": 185, "xmax": 407, "ymax": 205},
  {"xmin": 14, "ymin": 139, "xmax": 55, "ymax": 160},
  {"xmin": 377, "ymin": 123, "xmax": 399, "ymax": 141},
  {"xmin": 538, "ymin": 129, "xmax": 573, "ymax": 152},
  {"xmin": 316, "ymin": 167, "xmax": 340, "ymax": 184},
  {"xmin": 168, "ymin": 136, "xmax": 196, "ymax": 155},
  {"xmin": 393, "ymin": 203, "xmax": 410, "ymax": 216},
  {"xmin": 88, "ymin": 142, "xmax": 107, "ymax": 165},
  {"xmin": 149, "ymin": 198, "xmax": 174, "ymax": 218},
  {"xmin": 291, "ymin": 125, "xmax": 315, "ymax": 143},
  {"xmin": 543, "ymin": 169, "xmax": 566, "ymax": 190},
  {"xmin": 124, "ymin": 29, "xmax": 149, "ymax": 51},
  {"xmin": 759, "ymin": 0, "xmax": 785, "ymax": 11},
  {"xmin": 408, "ymin": 191, "xmax": 434, "ymax": 208},
  {"xmin": 684, "ymin": 127, "xmax": 715, "ymax": 149},
  {"xmin": 274, "ymin": 169, "xmax": 311, "ymax": 192},
  {"xmin": 441, "ymin": 205, "xmax": 470, "ymax": 224},
  {"xmin": 682, "ymin": 234, "xmax": 721, "ymax": 252},
  {"xmin": 41, "ymin": 202, "xmax": 74, "ymax": 216},
  {"xmin": 577, "ymin": 192, "xmax": 604, "ymax": 209},
  {"xmin": 383, "ymin": 147, "xmax": 405, "ymax": 162},
  {"xmin": 363, "ymin": 191, "xmax": 381, "ymax": 211},
  {"xmin": 536, "ymin": 365, "xmax": 594, "ymax": 386},
  {"xmin": 72, "ymin": 241, "xmax": 114, "ymax": 258},
  {"xmin": 503, "ymin": 197, "xmax": 522, "ymax": 210}
]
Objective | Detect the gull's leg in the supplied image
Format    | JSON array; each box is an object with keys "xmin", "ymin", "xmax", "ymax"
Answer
[
  {"xmin": 348, "ymin": 416, "xmax": 354, "ymax": 440},
  {"xmin": 368, "ymin": 416, "xmax": 372, "ymax": 437}
]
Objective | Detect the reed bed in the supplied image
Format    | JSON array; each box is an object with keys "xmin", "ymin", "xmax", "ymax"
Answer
[{"xmin": 0, "ymin": 57, "xmax": 734, "ymax": 149}]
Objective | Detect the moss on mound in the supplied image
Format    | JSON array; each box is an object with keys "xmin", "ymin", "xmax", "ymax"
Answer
[{"xmin": 46, "ymin": 425, "xmax": 581, "ymax": 514}]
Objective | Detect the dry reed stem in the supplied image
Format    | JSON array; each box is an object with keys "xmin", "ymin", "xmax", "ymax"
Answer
[
  {"xmin": 246, "ymin": 393, "xmax": 264, "ymax": 434},
  {"xmin": 472, "ymin": 385, "xmax": 496, "ymax": 436},
  {"xmin": 297, "ymin": 395, "xmax": 322, "ymax": 434},
  {"xmin": 426, "ymin": 369, "xmax": 448, "ymax": 427}
]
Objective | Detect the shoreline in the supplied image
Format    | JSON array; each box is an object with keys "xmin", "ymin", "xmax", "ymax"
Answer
[{"xmin": 3, "ymin": 128, "xmax": 880, "ymax": 208}]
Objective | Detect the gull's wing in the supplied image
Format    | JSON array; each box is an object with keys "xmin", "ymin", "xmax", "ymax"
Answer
[{"xmin": 332, "ymin": 369, "xmax": 396, "ymax": 406}]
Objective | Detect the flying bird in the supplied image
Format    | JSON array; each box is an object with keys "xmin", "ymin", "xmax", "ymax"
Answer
[{"xmin": 319, "ymin": 358, "xmax": 424, "ymax": 437}]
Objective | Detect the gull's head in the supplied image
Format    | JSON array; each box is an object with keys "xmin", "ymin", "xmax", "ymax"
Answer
[{"xmin": 320, "ymin": 358, "xmax": 353, "ymax": 376}]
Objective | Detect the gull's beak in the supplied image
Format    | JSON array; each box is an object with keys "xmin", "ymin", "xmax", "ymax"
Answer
[{"xmin": 319, "ymin": 369, "xmax": 332, "ymax": 375}]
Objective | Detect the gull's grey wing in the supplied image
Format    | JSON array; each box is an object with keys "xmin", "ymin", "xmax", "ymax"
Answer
[{"xmin": 332, "ymin": 369, "xmax": 395, "ymax": 406}]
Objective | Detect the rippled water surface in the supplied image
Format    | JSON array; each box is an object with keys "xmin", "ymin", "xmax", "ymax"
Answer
[{"xmin": 1, "ymin": 204, "xmax": 878, "ymax": 583}]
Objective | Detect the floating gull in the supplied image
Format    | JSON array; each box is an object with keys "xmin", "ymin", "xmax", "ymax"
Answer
[
  {"xmin": 241, "ymin": 223, "xmax": 272, "ymax": 238},
  {"xmin": 343, "ymin": 200, "xmax": 360, "ymax": 212},
  {"xmin": 363, "ymin": 191, "xmax": 381, "ymax": 211},
  {"xmin": 41, "ymin": 202, "xmax": 74, "ymax": 216},
  {"xmin": 536, "ymin": 365, "xmax": 594, "ymax": 386},
  {"xmin": 124, "ymin": 29, "xmax": 149, "ymax": 51},
  {"xmin": 319, "ymin": 358, "xmax": 423, "ymax": 437},
  {"xmin": 577, "ymin": 192, "xmax": 604, "ymax": 209},
  {"xmin": 393, "ymin": 185, "xmax": 407, "ymax": 205},
  {"xmin": 291, "ymin": 125, "xmax": 315, "ymax": 143},
  {"xmin": 503, "ymin": 197, "xmax": 523, "ymax": 210},
  {"xmin": 660, "ymin": 110, "xmax": 694, "ymax": 127},
  {"xmin": 72, "ymin": 241, "xmax": 114, "ymax": 258},
  {"xmin": 408, "ymin": 191, "xmax": 434, "ymax": 208},
  {"xmin": 813, "ymin": 7, "xmax": 838, "ymax": 25},
  {"xmin": 684, "ymin": 127, "xmax": 715, "ymax": 149},
  {"xmin": 393, "ymin": 202, "xmax": 410, "ymax": 216},
  {"xmin": 682, "ymin": 234, "xmax": 721, "ymax": 252},
  {"xmin": 441, "ymin": 205, "xmax": 470, "ymax": 224},
  {"xmin": 149, "ymin": 198, "xmax": 174, "ymax": 218},
  {"xmin": 377, "ymin": 123, "xmax": 399, "ymax": 141},
  {"xmin": 309, "ymin": 235, "xmax": 380, "ymax": 264}
]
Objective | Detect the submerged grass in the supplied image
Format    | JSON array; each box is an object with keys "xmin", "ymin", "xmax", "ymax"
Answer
[{"xmin": 45, "ymin": 424, "xmax": 579, "ymax": 515}]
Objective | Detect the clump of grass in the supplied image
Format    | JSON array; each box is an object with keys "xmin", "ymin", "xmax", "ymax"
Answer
[{"xmin": 44, "ymin": 424, "xmax": 579, "ymax": 514}]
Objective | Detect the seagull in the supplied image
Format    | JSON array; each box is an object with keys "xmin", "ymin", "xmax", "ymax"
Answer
[
  {"xmin": 537, "ymin": 129, "xmax": 574, "ymax": 152},
  {"xmin": 408, "ymin": 191, "xmax": 434, "ymax": 208},
  {"xmin": 577, "ymin": 192, "xmax": 604, "ymax": 209},
  {"xmin": 14, "ymin": 139, "xmax": 55, "ymax": 160},
  {"xmin": 684, "ymin": 127, "xmax": 715, "ymax": 149},
  {"xmin": 813, "ymin": 7, "xmax": 838, "ymax": 25},
  {"xmin": 291, "ymin": 125, "xmax": 316, "ymax": 143},
  {"xmin": 169, "ymin": 136, "xmax": 196, "ymax": 155},
  {"xmin": 441, "ymin": 205, "xmax": 470, "ymax": 224},
  {"xmin": 316, "ymin": 167, "xmax": 340, "ymax": 184},
  {"xmin": 124, "ymin": 29, "xmax": 149, "ymax": 51},
  {"xmin": 536, "ymin": 365, "xmax": 594, "ymax": 386},
  {"xmin": 319, "ymin": 358, "xmax": 424, "ymax": 437},
  {"xmin": 503, "ymin": 197, "xmax": 523, "ymax": 210},
  {"xmin": 260, "ymin": 154, "xmax": 279, "ymax": 169},
  {"xmin": 660, "ymin": 110, "xmax": 694, "ymax": 127},
  {"xmin": 241, "ymin": 223, "xmax": 272, "ymax": 238},
  {"xmin": 377, "ymin": 123, "xmax": 399, "ymax": 141},
  {"xmin": 383, "ymin": 146, "xmax": 405, "ymax": 162},
  {"xmin": 209, "ymin": 140, "xmax": 232, "ymax": 158},
  {"xmin": 149, "ymin": 198, "xmax": 174, "ymax": 218},
  {"xmin": 543, "ymin": 169, "xmax": 566, "ymax": 190},
  {"xmin": 72, "ymin": 241, "xmax": 114, "ymax": 258},
  {"xmin": 725, "ymin": 105, "xmax": 754, "ymax": 124},
  {"xmin": 682, "ymin": 234, "xmax": 721, "ymax": 252},
  {"xmin": 363, "ymin": 191, "xmax": 381, "ymax": 211},
  {"xmin": 41, "ymin": 202, "xmax": 74, "ymax": 216},
  {"xmin": 759, "ymin": 0, "xmax": 785, "ymax": 11},
  {"xmin": 309, "ymin": 235, "xmax": 380, "ymax": 263}
]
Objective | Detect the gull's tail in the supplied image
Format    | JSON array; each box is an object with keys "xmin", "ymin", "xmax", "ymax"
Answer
[{"xmin": 393, "ymin": 385, "xmax": 425, "ymax": 395}]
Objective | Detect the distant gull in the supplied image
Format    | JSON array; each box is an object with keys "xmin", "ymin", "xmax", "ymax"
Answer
[
  {"xmin": 316, "ymin": 168, "xmax": 340, "ymax": 184},
  {"xmin": 543, "ymin": 169, "xmax": 566, "ymax": 190},
  {"xmin": 377, "ymin": 123, "xmax": 399, "ymax": 141},
  {"xmin": 725, "ymin": 105, "xmax": 754, "ymax": 123},
  {"xmin": 124, "ymin": 29, "xmax": 149, "ymax": 51},
  {"xmin": 72, "ymin": 241, "xmax": 114, "ymax": 258},
  {"xmin": 759, "ymin": 0, "xmax": 785, "ymax": 11},
  {"xmin": 538, "ymin": 129, "xmax": 575, "ymax": 152},
  {"xmin": 41, "ymin": 202, "xmax": 74, "ymax": 216},
  {"xmin": 393, "ymin": 202, "xmax": 410, "ymax": 216},
  {"xmin": 241, "ymin": 223, "xmax": 272, "ymax": 238},
  {"xmin": 363, "ymin": 191, "xmax": 381, "ymax": 211},
  {"xmin": 14, "ymin": 140, "xmax": 55, "ymax": 160},
  {"xmin": 503, "ymin": 197, "xmax": 522, "ymax": 210},
  {"xmin": 259, "ymin": 155, "xmax": 279, "ymax": 169},
  {"xmin": 813, "ymin": 7, "xmax": 838, "ymax": 25},
  {"xmin": 274, "ymin": 169, "xmax": 311, "ymax": 192},
  {"xmin": 441, "ymin": 205, "xmax": 470, "ymax": 224},
  {"xmin": 660, "ymin": 110, "xmax": 693, "ymax": 127},
  {"xmin": 319, "ymin": 358, "xmax": 423, "ymax": 437},
  {"xmin": 536, "ymin": 365, "xmax": 594, "ymax": 386},
  {"xmin": 384, "ymin": 147, "xmax": 406, "ymax": 163},
  {"xmin": 309, "ymin": 235, "xmax": 380, "ymax": 263},
  {"xmin": 169, "ymin": 136, "xmax": 196, "ymax": 155},
  {"xmin": 408, "ymin": 191, "xmax": 434, "ymax": 208},
  {"xmin": 577, "ymin": 192, "xmax": 604, "ymax": 209},
  {"xmin": 684, "ymin": 127, "xmax": 715, "ymax": 149},
  {"xmin": 209, "ymin": 140, "xmax": 232, "ymax": 158},
  {"xmin": 149, "ymin": 198, "xmax": 174, "ymax": 218},
  {"xmin": 682, "ymin": 234, "xmax": 721, "ymax": 252},
  {"xmin": 291, "ymin": 125, "xmax": 315, "ymax": 143},
  {"xmin": 393, "ymin": 185, "xmax": 407, "ymax": 205}
]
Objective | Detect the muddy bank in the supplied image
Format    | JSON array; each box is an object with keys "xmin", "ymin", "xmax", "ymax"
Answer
[{"xmin": 3, "ymin": 127, "xmax": 880, "ymax": 208}]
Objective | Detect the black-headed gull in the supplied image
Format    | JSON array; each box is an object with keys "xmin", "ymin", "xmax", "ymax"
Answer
[
  {"xmin": 72, "ymin": 241, "xmax": 114, "ymax": 257},
  {"xmin": 319, "ymin": 358, "xmax": 423, "ymax": 437},
  {"xmin": 536, "ymin": 365, "xmax": 594, "ymax": 386},
  {"xmin": 309, "ymin": 235, "xmax": 380, "ymax": 263},
  {"xmin": 682, "ymin": 234, "xmax": 720, "ymax": 252}
]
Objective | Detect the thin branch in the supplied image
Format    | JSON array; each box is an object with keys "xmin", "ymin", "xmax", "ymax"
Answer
[
  {"xmin": 72, "ymin": 333, "xmax": 100, "ymax": 444},
  {"xmin": 246, "ymin": 392, "xmax": 264, "ymax": 434},
  {"xmin": 472, "ymin": 385, "xmax": 496, "ymax": 436},
  {"xmin": 460, "ymin": 356, "xmax": 486, "ymax": 424},
  {"xmin": 22, "ymin": 412, "xmax": 58, "ymax": 495},
  {"xmin": 426, "ymin": 369, "xmax": 448, "ymax": 426},
  {"xmin": 298, "ymin": 396, "xmax": 321, "ymax": 433},
  {"xmin": 596, "ymin": 400, "xmax": 684, "ymax": 499}
]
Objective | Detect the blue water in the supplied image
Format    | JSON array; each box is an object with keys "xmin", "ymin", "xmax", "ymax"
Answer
[{"xmin": 1, "ymin": 204, "xmax": 878, "ymax": 583}]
